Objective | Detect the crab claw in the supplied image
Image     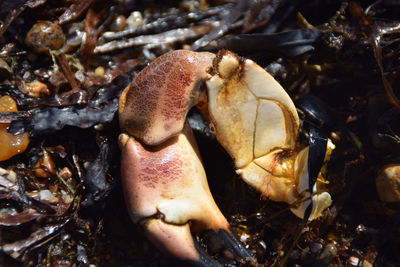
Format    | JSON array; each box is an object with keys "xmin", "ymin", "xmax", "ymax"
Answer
[
  {"xmin": 119, "ymin": 50, "xmax": 214, "ymax": 146},
  {"xmin": 206, "ymin": 50, "xmax": 332, "ymax": 219},
  {"xmin": 119, "ymin": 124, "xmax": 251, "ymax": 265}
]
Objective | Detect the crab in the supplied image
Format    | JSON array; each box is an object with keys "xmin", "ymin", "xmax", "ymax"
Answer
[{"xmin": 118, "ymin": 50, "xmax": 333, "ymax": 265}]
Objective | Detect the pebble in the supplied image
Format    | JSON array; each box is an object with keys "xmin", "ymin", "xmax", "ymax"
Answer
[{"xmin": 26, "ymin": 21, "xmax": 65, "ymax": 53}]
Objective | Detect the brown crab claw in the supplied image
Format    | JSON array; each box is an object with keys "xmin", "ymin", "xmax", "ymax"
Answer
[
  {"xmin": 119, "ymin": 123, "xmax": 251, "ymax": 265},
  {"xmin": 119, "ymin": 50, "xmax": 214, "ymax": 146}
]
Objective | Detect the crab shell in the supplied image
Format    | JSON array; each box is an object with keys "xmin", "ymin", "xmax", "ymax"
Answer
[{"xmin": 205, "ymin": 51, "xmax": 332, "ymax": 219}]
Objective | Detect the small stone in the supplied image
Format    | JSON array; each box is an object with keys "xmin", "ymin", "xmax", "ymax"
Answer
[
  {"xmin": 348, "ymin": 256, "xmax": 360, "ymax": 266},
  {"xmin": 75, "ymin": 70, "xmax": 86, "ymax": 82},
  {"xmin": 356, "ymin": 224, "xmax": 366, "ymax": 233},
  {"xmin": 94, "ymin": 66, "xmax": 105, "ymax": 77},
  {"xmin": 0, "ymin": 167, "xmax": 17, "ymax": 184},
  {"xmin": 76, "ymin": 244, "xmax": 88, "ymax": 264},
  {"xmin": 126, "ymin": 11, "xmax": 143, "ymax": 29},
  {"xmin": 59, "ymin": 167, "xmax": 72, "ymax": 179},
  {"xmin": 61, "ymin": 190, "xmax": 73, "ymax": 204},
  {"xmin": 34, "ymin": 150, "xmax": 56, "ymax": 178},
  {"xmin": 26, "ymin": 21, "xmax": 65, "ymax": 53},
  {"xmin": 109, "ymin": 15, "xmax": 126, "ymax": 31},
  {"xmin": 40, "ymin": 189, "xmax": 58, "ymax": 203},
  {"xmin": 376, "ymin": 164, "xmax": 400, "ymax": 202},
  {"xmin": 21, "ymin": 80, "xmax": 50, "ymax": 97},
  {"xmin": 319, "ymin": 242, "xmax": 337, "ymax": 262},
  {"xmin": 239, "ymin": 233, "xmax": 250, "ymax": 242}
]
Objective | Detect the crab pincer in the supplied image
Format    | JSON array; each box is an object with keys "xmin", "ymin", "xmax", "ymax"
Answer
[
  {"xmin": 119, "ymin": 49, "xmax": 333, "ymax": 265},
  {"xmin": 119, "ymin": 51, "xmax": 250, "ymax": 265}
]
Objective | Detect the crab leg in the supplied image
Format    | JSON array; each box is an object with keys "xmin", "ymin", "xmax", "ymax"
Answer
[{"xmin": 119, "ymin": 124, "xmax": 250, "ymax": 264}]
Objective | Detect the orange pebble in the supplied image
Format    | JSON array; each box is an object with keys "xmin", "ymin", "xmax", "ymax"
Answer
[
  {"xmin": 0, "ymin": 96, "xmax": 29, "ymax": 161},
  {"xmin": 34, "ymin": 150, "xmax": 56, "ymax": 178}
]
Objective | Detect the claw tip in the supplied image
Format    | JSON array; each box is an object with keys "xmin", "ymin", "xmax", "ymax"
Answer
[{"xmin": 118, "ymin": 133, "xmax": 131, "ymax": 149}]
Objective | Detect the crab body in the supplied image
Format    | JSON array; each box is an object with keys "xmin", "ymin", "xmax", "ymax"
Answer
[{"xmin": 119, "ymin": 50, "xmax": 332, "ymax": 265}]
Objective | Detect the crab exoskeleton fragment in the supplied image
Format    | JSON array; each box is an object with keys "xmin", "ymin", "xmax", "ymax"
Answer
[
  {"xmin": 119, "ymin": 49, "xmax": 332, "ymax": 265},
  {"xmin": 205, "ymin": 51, "xmax": 332, "ymax": 220},
  {"xmin": 119, "ymin": 123, "xmax": 249, "ymax": 265}
]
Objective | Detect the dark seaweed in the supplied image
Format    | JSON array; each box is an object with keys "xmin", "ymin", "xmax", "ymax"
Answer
[{"xmin": 1, "ymin": 1, "xmax": 400, "ymax": 266}]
